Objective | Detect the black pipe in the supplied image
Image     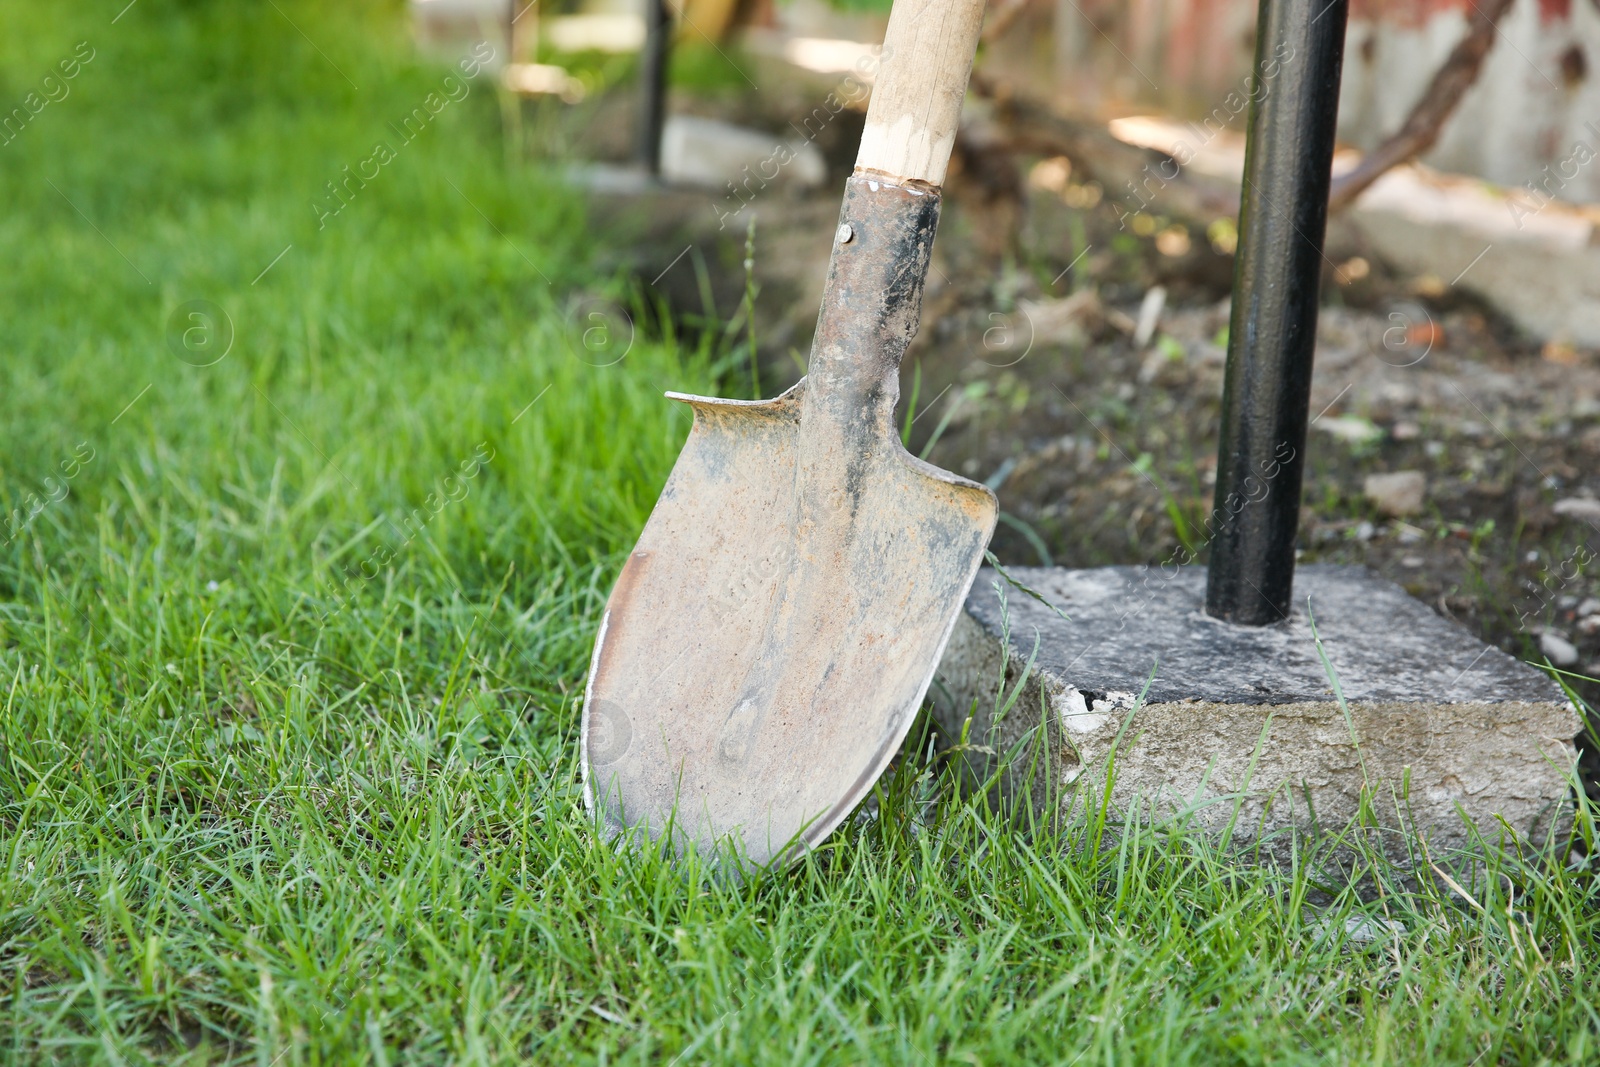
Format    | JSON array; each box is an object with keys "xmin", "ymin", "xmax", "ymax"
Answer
[
  {"xmin": 637, "ymin": 0, "xmax": 670, "ymax": 176},
  {"xmin": 1204, "ymin": 0, "xmax": 1348, "ymax": 626}
]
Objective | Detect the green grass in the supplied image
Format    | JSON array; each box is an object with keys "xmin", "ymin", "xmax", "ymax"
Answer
[{"xmin": 2, "ymin": 1, "xmax": 1599, "ymax": 1063}]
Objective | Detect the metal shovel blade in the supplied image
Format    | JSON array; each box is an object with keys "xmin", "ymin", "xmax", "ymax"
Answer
[{"xmin": 582, "ymin": 177, "xmax": 997, "ymax": 869}]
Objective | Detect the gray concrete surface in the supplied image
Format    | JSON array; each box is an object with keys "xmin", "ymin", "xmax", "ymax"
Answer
[{"xmin": 931, "ymin": 565, "xmax": 1581, "ymax": 855}]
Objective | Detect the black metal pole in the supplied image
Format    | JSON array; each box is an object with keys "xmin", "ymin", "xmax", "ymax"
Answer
[
  {"xmin": 1204, "ymin": 0, "xmax": 1348, "ymax": 626},
  {"xmin": 636, "ymin": 0, "xmax": 670, "ymax": 176}
]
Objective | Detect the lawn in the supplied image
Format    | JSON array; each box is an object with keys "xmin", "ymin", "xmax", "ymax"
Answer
[{"xmin": 1, "ymin": 1, "xmax": 1598, "ymax": 1063}]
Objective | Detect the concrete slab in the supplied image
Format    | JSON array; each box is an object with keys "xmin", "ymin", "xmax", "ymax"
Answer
[
  {"xmin": 931, "ymin": 565, "xmax": 1581, "ymax": 855},
  {"xmin": 659, "ymin": 116, "xmax": 827, "ymax": 192},
  {"xmin": 566, "ymin": 116, "xmax": 829, "ymax": 196}
]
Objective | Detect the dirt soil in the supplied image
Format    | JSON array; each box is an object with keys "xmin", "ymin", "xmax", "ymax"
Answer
[{"xmin": 560, "ymin": 72, "xmax": 1600, "ymax": 795}]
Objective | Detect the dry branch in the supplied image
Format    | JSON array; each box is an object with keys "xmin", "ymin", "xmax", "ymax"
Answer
[{"xmin": 1327, "ymin": 0, "xmax": 1514, "ymax": 212}]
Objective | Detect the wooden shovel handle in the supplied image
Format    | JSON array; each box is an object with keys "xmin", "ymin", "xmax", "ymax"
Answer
[{"xmin": 855, "ymin": 0, "xmax": 988, "ymax": 187}]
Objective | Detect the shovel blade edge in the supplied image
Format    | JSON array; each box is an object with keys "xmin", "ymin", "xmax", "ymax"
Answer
[{"xmin": 582, "ymin": 382, "xmax": 996, "ymax": 868}]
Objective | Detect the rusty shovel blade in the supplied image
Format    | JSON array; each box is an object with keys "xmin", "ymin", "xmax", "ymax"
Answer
[{"xmin": 582, "ymin": 176, "xmax": 997, "ymax": 869}]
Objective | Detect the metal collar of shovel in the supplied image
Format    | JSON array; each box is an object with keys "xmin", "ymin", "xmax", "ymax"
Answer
[{"xmin": 582, "ymin": 0, "xmax": 997, "ymax": 872}]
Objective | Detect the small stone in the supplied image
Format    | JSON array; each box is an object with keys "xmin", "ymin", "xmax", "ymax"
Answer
[
  {"xmin": 1355, "ymin": 520, "xmax": 1376, "ymax": 542},
  {"xmin": 1132, "ymin": 285, "xmax": 1167, "ymax": 349},
  {"xmin": 1401, "ymin": 555, "xmax": 1425, "ymax": 568},
  {"xmin": 1364, "ymin": 470, "xmax": 1427, "ymax": 517},
  {"xmin": 1542, "ymin": 338, "xmax": 1581, "ymax": 366},
  {"xmin": 1578, "ymin": 598, "xmax": 1600, "ymax": 618},
  {"xmin": 1391, "ymin": 420, "xmax": 1421, "ymax": 440},
  {"xmin": 1344, "ymin": 914, "xmax": 1405, "ymax": 944},
  {"xmin": 1318, "ymin": 415, "xmax": 1384, "ymax": 444},
  {"xmin": 1410, "ymin": 273, "xmax": 1446, "ymax": 297},
  {"xmin": 1553, "ymin": 497, "xmax": 1600, "ymax": 524},
  {"xmin": 1541, "ymin": 631, "xmax": 1580, "ymax": 667},
  {"xmin": 1310, "ymin": 912, "xmax": 1406, "ymax": 948},
  {"xmin": 1578, "ymin": 615, "xmax": 1600, "ymax": 636}
]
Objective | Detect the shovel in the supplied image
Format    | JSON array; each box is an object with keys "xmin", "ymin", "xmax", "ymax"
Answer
[{"xmin": 583, "ymin": 0, "xmax": 996, "ymax": 868}]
